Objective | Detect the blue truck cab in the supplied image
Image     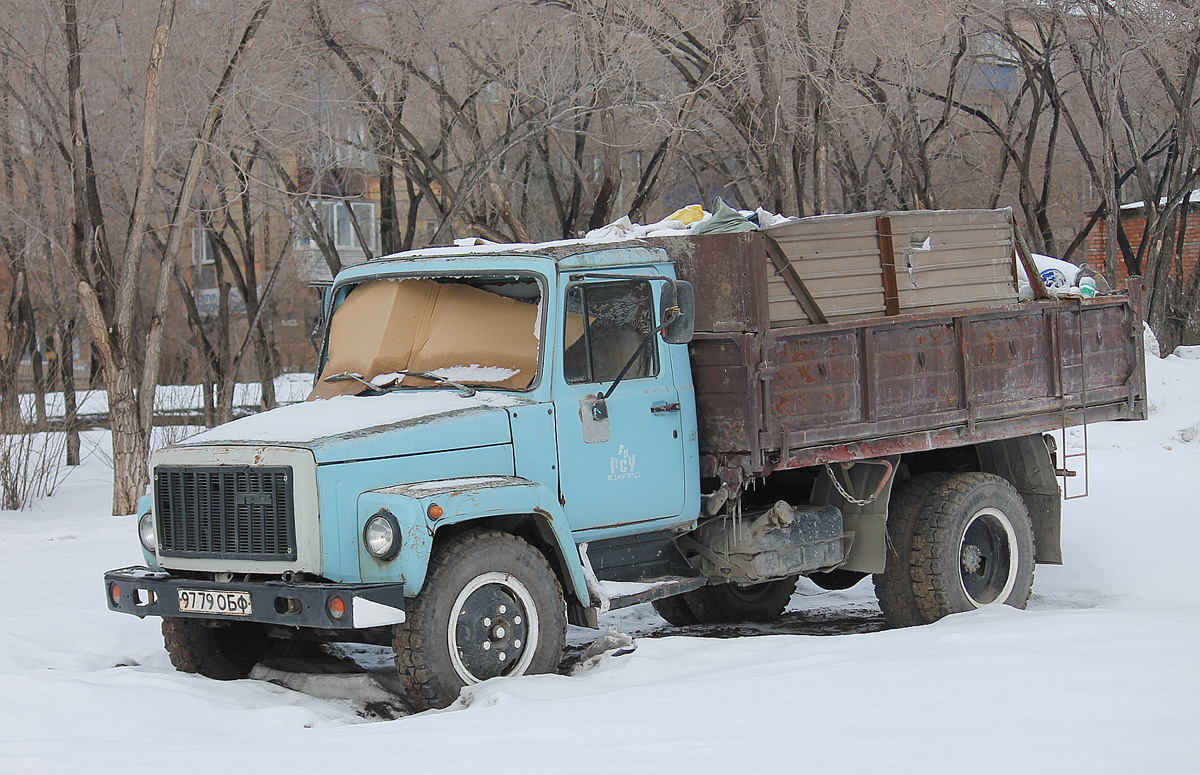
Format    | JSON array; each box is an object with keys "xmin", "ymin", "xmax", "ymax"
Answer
[{"xmin": 107, "ymin": 240, "xmax": 710, "ymax": 707}]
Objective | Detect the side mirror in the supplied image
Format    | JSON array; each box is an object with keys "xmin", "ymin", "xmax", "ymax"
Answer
[{"xmin": 660, "ymin": 281, "xmax": 695, "ymax": 345}]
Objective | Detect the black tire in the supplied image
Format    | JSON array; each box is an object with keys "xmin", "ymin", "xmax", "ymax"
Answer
[
  {"xmin": 878, "ymin": 472, "xmax": 1035, "ymax": 627},
  {"xmin": 684, "ymin": 576, "xmax": 798, "ymax": 623},
  {"xmin": 874, "ymin": 472, "xmax": 952, "ymax": 628},
  {"xmin": 651, "ymin": 594, "xmax": 700, "ymax": 626},
  {"xmin": 162, "ymin": 618, "xmax": 291, "ymax": 680},
  {"xmin": 393, "ymin": 530, "xmax": 566, "ymax": 711}
]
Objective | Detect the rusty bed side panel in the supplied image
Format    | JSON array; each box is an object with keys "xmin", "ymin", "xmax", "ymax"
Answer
[
  {"xmin": 872, "ymin": 321, "xmax": 962, "ymax": 420},
  {"xmin": 690, "ymin": 296, "xmax": 1145, "ymax": 475},
  {"xmin": 689, "ymin": 333, "xmax": 761, "ymax": 457},
  {"xmin": 771, "ymin": 403, "xmax": 1134, "ymax": 470}
]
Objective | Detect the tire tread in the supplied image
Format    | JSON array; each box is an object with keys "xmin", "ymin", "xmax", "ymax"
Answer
[
  {"xmin": 873, "ymin": 472, "xmax": 951, "ymax": 628},
  {"xmin": 651, "ymin": 594, "xmax": 699, "ymax": 626},
  {"xmin": 393, "ymin": 529, "xmax": 566, "ymax": 710},
  {"xmin": 685, "ymin": 576, "xmax": 797, "ymax": 624},
  {"xmin": 908, "ymin": 472, "xmax": 1034, "ymax": 621},
  {"xmin": 162, "ymin": 618, "xmax": 255, "ymax": 680}
]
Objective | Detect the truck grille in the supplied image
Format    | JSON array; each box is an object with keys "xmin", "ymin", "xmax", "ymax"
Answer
[{"xmin": 154, "ymin": 466, "xmax": 297, "ymax": 560}]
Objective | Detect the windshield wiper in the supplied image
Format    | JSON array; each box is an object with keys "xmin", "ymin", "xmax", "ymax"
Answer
[
  {"xmin": 324, "ymin": 372, "xmax": 379, "ymax": 391},
  {"xmin": 324, "ymin": 371, "xmax": 477, "ymax": 397},
  {"xmin": 376, "ymin": 370, "xmax": 478, "ymax": 397}
]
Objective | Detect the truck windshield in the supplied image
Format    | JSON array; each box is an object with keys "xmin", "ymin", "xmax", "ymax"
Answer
[{"xmin": 310, "ymin": 275, "xmax": 542, "ymax": 400}]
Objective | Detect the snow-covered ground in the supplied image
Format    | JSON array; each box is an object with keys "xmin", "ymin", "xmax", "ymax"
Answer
[
  {"xmin": 1, "ymin": 354, "xmax": 1197, "ymax": 773},
  {"xmin": 20, "ymin": 372, "xmax": 314, "ymax": 418}
]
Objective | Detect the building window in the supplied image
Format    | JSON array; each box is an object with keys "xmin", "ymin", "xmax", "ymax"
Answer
[
  {"xmin": 194, "ymin": 287, "xmax": 246, "ymax": 317},
  {"xmin": 192, "ymin": 227, "xmax": 216, "ymax": 265},
  {"xmin": 972, "ymin": 63, "xmax": 1020, "ymax": 93},
  {"xmin": 303, "ymin": 200, "xmax": 376, "ymax": 252},
  {"xmin": 970, "ymin": 32, "xmax": 1020, "ymax": 94}
]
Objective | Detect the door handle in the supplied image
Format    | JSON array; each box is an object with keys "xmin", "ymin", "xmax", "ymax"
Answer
[{"xmin": 650, "ymin": 402, "xmax": 681, "ymax": 414}]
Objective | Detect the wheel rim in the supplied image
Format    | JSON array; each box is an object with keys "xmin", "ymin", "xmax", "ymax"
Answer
[
  {"xmin": 447, "ymin": 571, "xmax": 539, "ymax": 684},
  {"xmin": 958, "ymin": 507, "xmax": 1019, "ymax": 606}
]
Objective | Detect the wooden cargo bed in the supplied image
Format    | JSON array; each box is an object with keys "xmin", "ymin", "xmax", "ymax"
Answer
[{"xmin": 648, "ymin": 228, "xmax": 1147, "ymax": 478}]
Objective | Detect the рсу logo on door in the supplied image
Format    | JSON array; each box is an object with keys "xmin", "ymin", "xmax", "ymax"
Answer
[{"xmin": 608, "ymin": 445, "xmax": 639, "ymax": 481}]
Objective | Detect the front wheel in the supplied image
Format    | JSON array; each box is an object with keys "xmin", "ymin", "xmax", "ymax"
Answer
[
  {"xmin": 394, "ymin": 530, "xmax": 566, "ymax": 711},
  {"xmin": 162, "ymin": 618, "xmax": 294, "ymax": 680},
  {"xmin": 877, "ymin": 472, "xmax": 1035, "ymax": 627}
]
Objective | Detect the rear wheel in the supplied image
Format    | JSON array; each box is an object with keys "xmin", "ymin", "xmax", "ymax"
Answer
[
  {"xmin": 876, "ymin": 472, "xmax": 1035, "ymax": 627},
  {"xmin": 162, "ymin": 618, "xmax": 293, "ymax": 680},
  {"xmin": 874, "ymin": 472, "xmax": 952, "ymax": 628},
  {"xmin": 684, "ymin": 576, "xmax": 798, "ymax": 623},
  {"xmin": 394, "ymin": 530, "xmax": 566, "ymax": 711},
  {"xmin": 651, "ymin": 594, "xmax": 700, "ymax": 626}
]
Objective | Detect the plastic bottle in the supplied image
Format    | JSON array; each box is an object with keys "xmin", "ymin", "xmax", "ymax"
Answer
[{"xmin": 1075, "ymin": 264, "xmax": 1112, "ymax": 295}]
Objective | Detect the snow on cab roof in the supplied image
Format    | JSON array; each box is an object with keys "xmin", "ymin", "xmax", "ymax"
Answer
[
  {"xmin": 361, "ymin": 199, "xmax": 795, "ymax": 271},
  {"xmin": 365, "ymin": 237, "xmax": 666, "ymax": 270}
]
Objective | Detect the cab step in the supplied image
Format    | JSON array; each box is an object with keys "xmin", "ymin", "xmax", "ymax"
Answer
[
  {"xmin": 579, "ymin": 530, "xmax": 707, "ymax": 616},
  {"xmin": 594, "ymin": 575, "xmax": 707, "ymax": 612}
]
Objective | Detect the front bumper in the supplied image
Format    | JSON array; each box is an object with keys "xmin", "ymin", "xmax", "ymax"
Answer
[{"xmin": 104, "ymin": 566, "xmax": 406, "ymax": 629}]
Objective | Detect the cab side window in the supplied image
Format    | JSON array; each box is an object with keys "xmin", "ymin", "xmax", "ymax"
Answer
[{"xmin": 564, "ymin": 281, "xmax": 658, "ymax": 384}]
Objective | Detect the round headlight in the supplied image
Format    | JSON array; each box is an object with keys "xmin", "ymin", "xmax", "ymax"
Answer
[
  {"xmin": 138, "ymin": 512, "xmax": 157, "ymax": 553},
  {"xmin": 364, "ymin": 511, "xmax": 400, "ymax": 560}
]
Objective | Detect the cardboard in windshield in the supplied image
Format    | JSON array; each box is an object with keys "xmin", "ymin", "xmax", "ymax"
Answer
[{"xmin": 310, "ymin": 278, "xmax": 539, "ymax": 399}]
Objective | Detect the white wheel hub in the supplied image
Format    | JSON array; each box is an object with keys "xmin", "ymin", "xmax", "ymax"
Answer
[
  {"xmin": 447, "ymin": 571, "xmax": 540, "ymax": 684},
  {"xmin": 958, "ymin": 507, "xmax": 1020, "ymax": 607}
]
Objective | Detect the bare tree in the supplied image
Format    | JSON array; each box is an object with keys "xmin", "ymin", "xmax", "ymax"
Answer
[
  {"xmin": 163, "ymin": 143, "xmax": 292, "ymax": 425},
  {"xmin": 64, "ymin": 0, "xmax": 274, "ymax": 513}
]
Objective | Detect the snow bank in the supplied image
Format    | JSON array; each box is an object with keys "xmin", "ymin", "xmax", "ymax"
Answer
[
  {"xmin": 1144, "ymin": 322, "xmax": 1162, "ymax": 358},
  {"xmin": 1, "ymin": 348, "xmax": 1198, "ymax": 772},
  {"xmin": 449, "ymin": 607, "xmax": 1197, "ymax": 774},
  {"xmin": 1033, "ymin": 349, "xmax": 1200, "ymax": 607},
  {"xmin": 18, "ymin": 373, "xmax": 315, "ymax": 421}
]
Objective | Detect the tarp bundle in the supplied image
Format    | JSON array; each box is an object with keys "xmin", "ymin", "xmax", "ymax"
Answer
[{"xmin": 586, "ymin": 197, "xmax": 793, "ymax": 240}]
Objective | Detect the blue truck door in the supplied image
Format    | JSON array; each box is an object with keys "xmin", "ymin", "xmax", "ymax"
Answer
[{"xmin": 553, "ymin": 276, "xmax": 687, "ymax": 534}]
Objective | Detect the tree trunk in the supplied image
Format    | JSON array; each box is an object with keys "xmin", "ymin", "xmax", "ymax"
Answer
[
  {"xmin": 255, "ymin": 330, "xmax": 277, "ymax": 410},
  {"xmin": 202, "ymin": 365, "xmax": 216, "ymax": 428},
  {"xmin": 587, "ymin": 105, "xmax": 620, "ymax": 231},
  {"xmin": 58, "ymin": 319, "xmax": 80, "ymax": 466},
  {"xmin": 107, "ymin": 375, "xmax": 148, "ymax": 516},
  {"xmin": 31, "ymin": 349, "xmax": 46, "ymax": 428},
  {"xmin": 1, "ymin": 271, "xmax": 30, "ymax": 433}
]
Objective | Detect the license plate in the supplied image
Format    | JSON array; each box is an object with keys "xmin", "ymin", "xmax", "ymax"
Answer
[{"xmin": 178, "ymin": 589, "xmax": 253, "ymax": 616}]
